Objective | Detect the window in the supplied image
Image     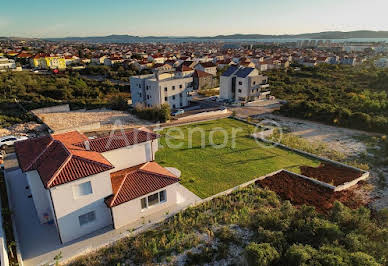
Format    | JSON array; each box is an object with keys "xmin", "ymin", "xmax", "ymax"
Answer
[
  {"xmin": 172, "ymin": 86, "xmax": 176, "ymax": 90},
  {"xmin": 239, "ymin": 81, "xmax": 242, "ymax": 85},
  {"xmin": 173, "ymin": 104, "xmax": 176, "ymax": 108},
  {"xmin": 164, "ymin": 87, "xmax": 168, "ymax": 92},
  {"xmin": 79, "ymin": 211, "xmax": 96, "ymax": 226},
  {"xmin": 73, "ymin": 181, "xmax": 92, "ymax": 198},
  {"xmin": 238, "ymin": 89, "xmax": 242, "ymax": 93},
  {"xmin": 159, "ymin": 190, "xmax": 166, "ymax": 202},
  {"xmin": 172, "ymin": 95, "xmax": 175, "ymax": 100},
  {"xmin": 148, "ymin": 193, "xmax": 159, "ymax": 207},
  {"xmin": 164, "ymin": 97, "xmax": 168, "ymax": 101},
  {"xmin": 253, "ymin": 81, "xmax": 256, "ymax": 85},
  {"xmin": 179, "ymin": 84, "xmax": 183, "ymax": 89},
  {"xmin": 141, "ymin": 190, "xmax": 167, "ymax": 209}
]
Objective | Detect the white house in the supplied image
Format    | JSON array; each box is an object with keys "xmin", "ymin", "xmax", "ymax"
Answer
[
  {"xmin": 220, "ymin": 65, "xmax": 270, "ymax": 102},
  {"xmin": 15, "ymin": 129, "xmax": 180, "ymax": 244},
  {"xmin": 130, "ymin": 72, "xmax": 193, "ymax": 109}
]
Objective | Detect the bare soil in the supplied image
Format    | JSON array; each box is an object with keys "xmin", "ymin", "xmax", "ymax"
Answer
[
  {"xmin": 256, "ymin": 171, "xmax": 367, "ymax": 213},
  {"xmin": 300, "ymin": 163, "xmax": 362, "ymax": 186}
]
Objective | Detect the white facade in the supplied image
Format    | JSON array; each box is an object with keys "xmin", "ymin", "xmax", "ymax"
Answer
[
  {"xmin": 111, "ymin": 183, "xmax": 179, "ymax": 228},
  {"xmin": 50, "ymin": 171, "xmax": 113, "ymax": 243},
  {"xmin": 130, "ymin": 72, "xmax": 193, "ymax": 109},
  {"xmin": 26, "ymin": 170, "xmax": 54, "ymax": 224},
  {"xmin": 220, "ymin": 66, "xmax": 270, "ymax": 102},
  {"xmin": 25, "ymin": 136, "xmax": 164, "ymax": 243},
  {"xmin": 102, "ymin": 140, "xmax": 158, "ymax": 172},
  {"xmin": 0, "ymin": 57, "xmax": 16, "ymax": 70}
]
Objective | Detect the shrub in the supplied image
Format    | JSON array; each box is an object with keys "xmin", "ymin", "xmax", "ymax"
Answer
[
  {"xmin": 284, "ymin": 244, "xmax": 317, "ymax": 266},
  {"xmin": 245, "ymin": 242, "xmax": 279, "ymax": 266},
  {"xmin": 350, "ymin": 252, "xmax": 380, "ymax": 266},
  {"xmin": 133, "ymin": 103, "xmax": 170, "ymax": 122}
]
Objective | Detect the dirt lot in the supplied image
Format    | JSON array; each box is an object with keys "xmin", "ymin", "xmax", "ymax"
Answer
[
  {"xmin": 38, "ymin": 109, "xmax": 151, "ymax": 132},
  {"xmin": 256, "ymin": 171, "xmax": 368, "ymax": 213},
  {"xmin": 255, "ymin": 114, "xmax": 388, "ymax": 210},
  {"xmin": 300, "ymin": 163, "xmax": 362, "ymax": 186},
  {"xmin": 256, "ymin": 114, "xmax": 369, "ymax": 157}
]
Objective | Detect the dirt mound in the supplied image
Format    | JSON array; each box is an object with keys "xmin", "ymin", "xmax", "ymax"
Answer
[
  {"xmin": 300, "ymin": 163, "xmax": 362, "ymax": 186},
  {"xmin": 256, "ymin": 171, "xmax": 366, "ymax": 213}
]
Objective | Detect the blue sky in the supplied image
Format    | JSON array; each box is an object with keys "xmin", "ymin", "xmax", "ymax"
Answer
[{"xmin": 1, "ymin": 0, "xmax": 388, "ymax": 37}]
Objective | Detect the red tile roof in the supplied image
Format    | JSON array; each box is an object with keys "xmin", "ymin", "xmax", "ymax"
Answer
[
  {"xmin": 105, "ymin": 162, "xmax": 179, "ymax": 207},
  {"xmin": 15, "ymin": 131, "xmax": 113, "ymax": 188},
  {"xmin": 194, "ymin": 69, "xmax": 212, "ymax": 78},
  {"xmin": 73, "ymin": 129, "xmax": 159, "ymax": 153}
]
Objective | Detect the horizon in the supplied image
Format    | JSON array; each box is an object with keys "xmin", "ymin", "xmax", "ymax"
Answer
[
  {"xmin": 5, "ymin": 30, "xmax": 388, "ymax": 40},
  {"xmin": 1, "ymin": 0, "xmax": 388, "ymax": 38}
]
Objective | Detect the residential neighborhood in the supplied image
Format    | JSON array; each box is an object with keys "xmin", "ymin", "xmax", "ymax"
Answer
[{"xmin": 0, "ymin": 1, "xmax": 388, "ymax": 266}]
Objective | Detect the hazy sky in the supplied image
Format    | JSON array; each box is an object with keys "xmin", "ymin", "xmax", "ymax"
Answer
[{"xmin": 1, "ymin": 0, "xmax": 388, "ymax": 37}]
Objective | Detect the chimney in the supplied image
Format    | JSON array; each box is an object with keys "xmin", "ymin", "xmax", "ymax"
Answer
[{"xmin": 84, "ymin": 140, "xmax": 90, "ymax": 151}]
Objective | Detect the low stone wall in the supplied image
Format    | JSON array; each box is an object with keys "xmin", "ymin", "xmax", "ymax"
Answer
[
  {"xmin": 176, "ymin": 109, "xmax": 229, "ymax": 121},
  {"xmin": 31, "ymin": 104, "xmax": 70, "ymax": 115},
  {"xmin": 54, "ymin": 122, "xmax": 101, "ymax": 134}
]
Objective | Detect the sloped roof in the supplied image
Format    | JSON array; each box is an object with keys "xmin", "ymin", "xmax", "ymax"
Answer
[
  {"xmin": 194, "ymin": 69, "xmax": 212, "ymax": 78},
  {"xmin": 73, "ymin": 129, "xmax": 159, "ymax": 153},
  {"xmin": 15, "ymin": 131, "xmax": 113, "ymax": 188},
  {"xmin": 105, "ymin": 162, "xmax": 179, "ymax": 207},
  {"xmin": 221, "ymin": 65, "xmax": 239, "ymax": 77},
  {"xmin": 235, "ymin": 67, "xmax": 255, "ymax": 78}
]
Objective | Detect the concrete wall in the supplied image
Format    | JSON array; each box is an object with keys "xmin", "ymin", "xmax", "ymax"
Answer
[
  {"xmin": 111, "ymin": 183, "xmax": 179, "ymax": 229},
  {"xmin": 102, "ymin": 140, "xmax": 158, "ymax": 172},
  {"xmin": 26, "ymin": 170, "xmax": 54, "ymax": 223},
  {"xmin": 50, "ymin": 172, "xmax": 113, "ymax": 243},
  {"xmin": 220, "ymin": 76, "xmax": 232, "ymax": 100},
  {"xmin": 31, "ymin": 104, "xmax": 70, "ymax": 115}
]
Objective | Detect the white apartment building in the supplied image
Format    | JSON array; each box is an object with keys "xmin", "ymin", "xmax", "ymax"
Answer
[
  {"xmin": 220, "ymin": 65, "xmax": 270, "ymax": 102},
  {"xmin": 130, "ymin": 72, "xmax": 193, "ymax": 109},
  {"xmin": 0, "ymin": 57, "xmax": 16, "ymax": 70}
]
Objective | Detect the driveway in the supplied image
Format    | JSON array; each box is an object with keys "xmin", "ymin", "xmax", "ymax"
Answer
[{"xmin": 4, "ymin": 156, "xmax": 200, "ymax": 265}]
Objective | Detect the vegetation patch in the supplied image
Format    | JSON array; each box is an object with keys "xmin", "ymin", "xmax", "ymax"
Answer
[
  {"xmin": 269, "ymin": 64, "xmax": 388, "ymax": 133},
  {"xmin": 67, "ymin": 185, "xmax": 388, "ymax": 266}
]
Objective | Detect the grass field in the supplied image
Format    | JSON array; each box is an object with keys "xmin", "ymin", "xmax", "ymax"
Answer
[{"xmin": 155, "ymin": 118, "xmax": 320, "ymax": 198}]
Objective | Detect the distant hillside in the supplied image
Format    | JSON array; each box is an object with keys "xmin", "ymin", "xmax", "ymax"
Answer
[{"xmin": 43, "ymin": 30, "xmax": 388, "ymax": 43}]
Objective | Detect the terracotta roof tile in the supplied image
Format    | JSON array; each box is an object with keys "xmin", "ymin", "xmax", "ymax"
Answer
[
  {"xmin": 15, "ymin": 132, "xmax": 113, "ymax": 188},
  {"xmin": 105, "ymin": 162, "xmax": 179, "ymax": 207},
  {"xmin": 74, "ymin": 129, "xmax": 159, "ymax": 153}
]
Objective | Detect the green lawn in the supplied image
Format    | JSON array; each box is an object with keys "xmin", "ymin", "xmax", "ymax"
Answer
[{"xmin": 156, "ymin": 118, "xmax": 320, "ymax": 198}]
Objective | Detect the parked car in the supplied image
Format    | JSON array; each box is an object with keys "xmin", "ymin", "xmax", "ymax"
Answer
[
  {"xmin": 209, "ymin": 96, "xmax": 218, "ymax": 102},
  {"xmin": 0, "ymin": 135, "xmax": 28, "ymax": 149},
  {"xmin": 171, "ymin": 109, "xmax": 185, "ymax": 116}
]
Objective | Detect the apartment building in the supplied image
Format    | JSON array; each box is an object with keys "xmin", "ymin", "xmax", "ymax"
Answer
[
  {"xmin": 130, "ymin": 72, "xmax": 193, "ymax": 109},
  {"xmin": 220, "ymin": 65, "xmax": 270, "ymax": 102}
]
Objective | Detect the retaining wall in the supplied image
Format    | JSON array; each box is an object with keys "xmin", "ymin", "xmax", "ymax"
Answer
[{"xmin": 31, "ymin": 104, "xmax": 70, "ymax": 115}]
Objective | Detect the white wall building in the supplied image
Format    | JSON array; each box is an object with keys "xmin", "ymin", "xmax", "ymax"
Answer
[
  {"xmin": 220, "ymin": 65, "xmax": 270, "ymax": 102},
  {"xmin": 0, "ymin": 57, "xmax": 16, "ymax": 70},
  {"xmin": 375, "ymin": 58, "xmax": 388, "ymax": 68},
  {"xmin": 15, "ymin": 129, "xmax": 180, "ymax": 244},
  {"xmin": 130, "ymin": 72, "xmax": 193, "ymax": 109}
]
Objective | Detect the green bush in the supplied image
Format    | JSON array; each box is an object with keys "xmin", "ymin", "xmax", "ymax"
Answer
[
  {"xmin": 245, "ymin": 242, "xmax": 279, "ymax": 266},
  {"xmin": 133, "ymin": 103, "xmax": 170, "ymax": 122}
]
